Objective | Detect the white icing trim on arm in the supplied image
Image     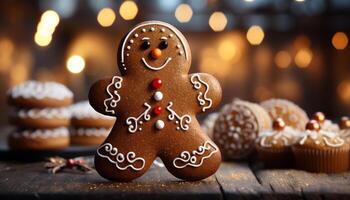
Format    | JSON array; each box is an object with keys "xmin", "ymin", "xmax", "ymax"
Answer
[
  {"xmin": 190, "ymin": 74, "xmax": 212, "ymax": 112},
  {"xmin": 103, "ymin": 76, "xmax": 123, "ymax": 115}
]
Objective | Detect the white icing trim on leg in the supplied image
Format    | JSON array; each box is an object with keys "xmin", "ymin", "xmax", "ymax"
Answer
[
  {"xmin": 104, "ymin": 76, "xmax": 123, "ymax": 115},
  {"xmin": 166, "ymin": 101, "xmax": 191, "ymax": 131},
  {"xmin": 126, "ymin": 103, "xmax": 152, "ymax": 133},
  {"xmin": 97, "ymin": 143, "xmax": 145, "ymax": 171},
  {"xmin": 190, "ymin": 74, "xmax": 212, "ymax": 112},
  {"xmin": 173, "ymin": 141, "xmax": 218, "ymax": 169}
]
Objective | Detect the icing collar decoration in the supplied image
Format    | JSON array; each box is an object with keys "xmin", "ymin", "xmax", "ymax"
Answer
[
  {"xmin": 166, "ymin": 101, "xmax": 191, "ymax": 131},
  {"xmin": 126, "ymin": 103, "xmax": 152, "ymax": 133},
  {"xmin": 190, "ymin": 74, "xmax": 212, "ymax": 112},
  {"xmin": 173, "ymin": 141, "xmax": 218, "ymax": 169},
  {"xmin": 97, "ymin": 143, "xmax": 145, "ymax": 171},
  {"xmin": 104, "ymin": 76, "xmax": 123, "ymax": 115}
]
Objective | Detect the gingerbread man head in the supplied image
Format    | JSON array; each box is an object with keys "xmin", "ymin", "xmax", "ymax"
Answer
[{"xmin": 89, "ymin": 21, "xmax": 222, "ymax": 182}]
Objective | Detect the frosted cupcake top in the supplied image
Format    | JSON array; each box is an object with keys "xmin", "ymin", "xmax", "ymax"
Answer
[
  {"xmin": 70, "ymin": 101, "xmax": 114, "ymax": 120},
  {"xmin": 8, "ymin": 81, "xmax": 73, "ymax": 100}
]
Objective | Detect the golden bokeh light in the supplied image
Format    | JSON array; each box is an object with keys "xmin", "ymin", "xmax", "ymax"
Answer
[
  {"xmin": 97, "ymin": 8, "xmax": 116, "ymax": 27},
  {"xmin": 175, "ymin": 4, "xmax": 193, "ymax": 23},
  {"xmin": 294, "ymin": 35, "xmax": 311, "ymax": 49},
  {"xmin": 275, "ymin": 51, "xmax": 292, "ymax": 69},
  {"xmin": 209, "ymin": 12, "xmax": 227, "ymax": 32},
  {"xmin": 41, "ymin": 10, "xmax": 60, "ymax": 27},
  {"xmin": 295, "ymin": 48, "xmax": 313, "ymax": 68},
  {"xmin": 34, "ymin": 32, "xmax": 52, "ymax": 47},
  {"xmin": 119, "ymin": 0, "xmax": 138, "ymax": 20},
  {"xmin": 337, "ymin": 80, "xmax": 350, "ymax": 103},
  {"xmin": 246, "ymin": 25, "xmax": 264, "ymax": 45},
  {"xmin": 218, "ymin": 40, "xmax": 238, "ymax": 61},
  {"xmin": 66, "ymin": 55, "xmax": 85, "ymax": 74},
  {"xmin": 332, "ymin": 32, "xmax": 348, "ymax": 50}
]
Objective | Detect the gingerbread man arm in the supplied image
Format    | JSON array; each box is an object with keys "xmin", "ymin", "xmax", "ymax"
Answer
[
  {"xmin": 189, "ymin": 73, "xmax": 222, "ymax": 113},
  {"xmin": 88, "ymin": 76, "xmax": 123, "ymax": 117}
]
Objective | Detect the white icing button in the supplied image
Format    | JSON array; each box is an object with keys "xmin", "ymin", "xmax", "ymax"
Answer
[
  {"xmin": 155, "ymin": 120, "xmax": 165, "ymax": 130},
  {"xmin": 134, "ymin": 33, "xmax": 139, "ymax": 38},
  {"xmin": 142, "ymin": 28, "xmax": 146, "ymax": 32},
  {"xmin": 153, "ymin": 91, "xmax": 163, "ymax": 101}
]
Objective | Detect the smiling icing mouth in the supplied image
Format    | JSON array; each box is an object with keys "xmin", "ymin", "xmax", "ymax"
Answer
[{"xmin": 141, "ymin": 57, "xmax": 172, "ymax": 71}]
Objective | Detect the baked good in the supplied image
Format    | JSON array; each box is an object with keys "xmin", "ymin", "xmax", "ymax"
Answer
[
  {"xmin": 292, "ymin": 120, "xmax": 349, "ymax": 173},
  {"xmin": 213, "ymin": 99, "xmax": 271, "ymax": 160},
  {"xmin": 200, "ymin": 112, "xmax": 219, "ymax": 139},
  {"xmin": 256, "ymin": 118, "xmax": 299, "ymax": 168},
  {"xmin": 312, "ymin": 112, "xmax": 339, "ymax": 132},
  {"xmin": 7, "ymin": 80, "xmax": 72, "ymax": 151},
  {"xmin": 339, "ymin": 116, "xmax": 350, "ymax": 144},
  {"xmin": 261, "ymin": 98, "xmax": 309, "ymax": 130},
  {"xmin": 70, "ymin": 101, "xmax": 114, "ymax": 146},
  {"xmin": 88, "ymin": 21, "xmax": 222, "ymax": 182},
  {"xmin": 8, "ymin": 127, "xmax": 69, "ymax": 150},
  {"xmin": 7, "ymin": 80, "xmax": 73, "ymax": 108}
]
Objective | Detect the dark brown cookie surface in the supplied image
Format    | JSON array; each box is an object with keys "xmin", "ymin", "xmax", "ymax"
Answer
[{"xmin": 89, "ymin": 21, "xmax": 222, "ymax": 182}]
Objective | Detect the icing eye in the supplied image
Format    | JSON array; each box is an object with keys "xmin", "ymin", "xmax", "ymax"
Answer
[
  {"xmin": 159, "ymin": 40, "xmax": 168, "ymax": 49},
  {"xmin": 141, "ymin": 41, "xmax": 151, "ymax": 50}
]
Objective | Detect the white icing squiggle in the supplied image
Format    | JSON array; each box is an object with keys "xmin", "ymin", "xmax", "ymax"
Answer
[
  {"xmin": 141, "ymin": 57, "xmax": 172, "ymax": 71},
  {"xmin": 97, "ymin": 143, "xmax": 145, "ymax": 171},
  {"xmin": 8, "ymin": 81, "xmax": 73, "ymax": 100},
  {"xmin": 126, "ymin": 103, "xmax": 152, "ymax": 133},
  {"xmin": 190, "ymin": 74, "xmax": 212, "ymax": 112},
  {"xmin": 13, "ymin": 107, "xmax": 71, "ymax": 119},
  {"xmin": 11, "ymin": 127, "xmax": 69, "ymax": 139},
  {"xmin": 70, "ymin": 101, "xmax": 114, "ymax": 120},
  {"xmin": 259, "ymin": 127, "xmax": 298, "ymax": 147},
  {"xmin": 166, "ymin": 102, "xmax": 191, "ymax": 131},
  {"xmin": 71, "ymin": 128, "xmax": 110, "ymax": 137},
  {"xmin": 104, "ymin": 76, "xmax": 123, "ymax": 115},
  {"xmin": 173, "ymin": 141, "xmax": 218, "ymax": 169},
  {"xmin": 299, "ymin": 130, "xmax": 345, "ymax": 147}
]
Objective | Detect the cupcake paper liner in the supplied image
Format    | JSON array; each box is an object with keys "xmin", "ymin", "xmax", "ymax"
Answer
[{"xmin": 256, "ymin": 145, "xmax": 294, "ymax": 168}]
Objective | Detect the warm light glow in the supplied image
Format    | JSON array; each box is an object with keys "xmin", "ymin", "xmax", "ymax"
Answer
[
  {"xmin": 34, "ymin": 32, "xmax": 52, "ymax": 47},
  {"xmin": 295, "ymin": 0, "xmax": 305, "ymax": 2},
  {"xmin": 295, "ymin": 48, "xmax": 313, "ymax": 68},
  {"xmin": 338, "ymin": 80, "xmax": 350, "ymax": 103},
  {"xmin": 218, "ymin": 40, "xmax": 238, "ymax": 61},
  {"xmin": 254, "ymin": 86, "xmax": 273, "ymax": 101},
  {"xmin": 294, "ymin": 35, "xmax": 311, "ymax": 49},
  {"xmin": 246, "ymin": 25, "xmax": 264, "ymax": 45},
  {"xmin": 119, "ymin": 0, "xmax": 138, "ymax": 20},
  {"xmin": 332, "ymin": 32, "xmax": 348, "ymax": 50},
  {"xmin": 175, "ymin": 4, "xmax": 193, "ymax": 23},
  {"xmin": 97, "ymin": 8, "xmax": 116, "ymax": 27},
  {"xmin": 66, "ymin": 55, "xmax": 85, "ymax": 74},
  {"xmin": 209, "ymin": 12, "xmax": 227, "ymax": 32},
  {"xmin": 41, "ymin": 10, "xmax": 60, "ymax": 27},
  {"xmin": 275, "ymin": 51, "xmax": 292, "ymax": 69}
]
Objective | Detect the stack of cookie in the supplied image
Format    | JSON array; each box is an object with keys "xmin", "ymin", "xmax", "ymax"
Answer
[
  {"xmin": 7, "ymin": 81, "xmax": 73, "ymax": 150},
  {"xmin": 69, "ymin": 101, "xmax": 115, "ymax": 146}
]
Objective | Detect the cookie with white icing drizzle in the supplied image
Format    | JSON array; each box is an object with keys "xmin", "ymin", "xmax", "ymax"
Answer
[
  {"xmin": 292, "ymin": 120, "xmax": 349, "ymax": 173},
  {"xmin": 256, "ymin": 118, "xmax": 299, "ymax": 168},
  {"xmin": 8, "ymin": 127, "xmax": 69, "ymax": 150},
  {"xmin": 7, "ymin": 80, "xmax": 73, "ymax": 108},
  {"xmin": 213, "ymin": 99, "xmax": 271, "ymax": 160},
  {"xmin": 261, "ymin": 98, "xmax": 309, "ymax": 130},
  {"xmin": 88, "ymin": 21, "xmax": 222, "ymax": 182}
]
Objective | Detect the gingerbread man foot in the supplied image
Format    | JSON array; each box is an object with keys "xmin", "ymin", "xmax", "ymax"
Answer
[{"xmin": 89, "ymin": 21, "xmax": 222, "ymax": 182}]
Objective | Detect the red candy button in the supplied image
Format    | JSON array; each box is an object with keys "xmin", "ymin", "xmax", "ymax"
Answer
[
  {"xmin": 152, "ymin": 78, "xmax": 162, "ymax": 89},
  {"xmin": 153, "ymin": 106, "xmax": 162, "ymax": 116}
]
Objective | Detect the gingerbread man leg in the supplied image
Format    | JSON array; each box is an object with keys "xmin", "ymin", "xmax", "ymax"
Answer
[
  {"xmin": 158, "ymin": 127, "xmax": 221, "ymax": 181},
  {"xmin": 94, "ymin": 125, "xmax": 157, "ymax": 182}
]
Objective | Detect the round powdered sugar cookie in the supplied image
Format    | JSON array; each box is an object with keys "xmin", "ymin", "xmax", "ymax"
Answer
[
  {"xmin": 70, "ymin": 127, "xmax": 111, "ymax": 146},
  {"xmin": 70, "ymin": 101, "xmax": 115, "ymax": 128},
  {"xmin": 7, "ymin": 81, "xmax": 73, "ymax": 107},
  {"xmin": 213, "ymin": 99, "xmax": 271, "ymax": 160},
  {"xmin": 260, "ymin": 98, "xmax": 309, "ymax": 130}
]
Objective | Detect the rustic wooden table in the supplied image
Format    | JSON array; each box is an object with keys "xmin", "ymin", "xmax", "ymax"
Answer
[{"xmin": 1, "ymin": 159, "xmax": 350, "ymax": 200}]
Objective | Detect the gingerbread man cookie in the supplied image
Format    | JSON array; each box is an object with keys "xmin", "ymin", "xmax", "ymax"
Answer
[{"xmin": 89, "ymin": 21, "xmax": 222, "ymax": 181}]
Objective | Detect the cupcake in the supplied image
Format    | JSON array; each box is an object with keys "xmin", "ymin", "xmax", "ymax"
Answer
[
  {"xmin": 201, "ymin": 112, "xmax": 219, "ymax": 139},
  {"xmin": 261, "ymin": 98, "xmax": 309, "ymax": 130},
  {"xmin": 312, "ymin": 112, "xmax": 339, "ymax": 132},
  {"xmin": 70, "ymin": 101, "xmax": 115, "ymax": 146},
  {"xmin": 256, "ymin": 118, "xmax": 299, "ymax": 168},
  {"xmin": 7, "ymin": 81, "xmax": 72, "ymax": 150},
  {"xmin": 213, "ymin": 99, "xmax": 271, "ymax": 160},
  {"xmin": 339, "ymin": 116, "xmax": 350, "ymax": 144},
  {"xmin": 292, "ymin": 120, "xmax": 349, "ymax": 173}
]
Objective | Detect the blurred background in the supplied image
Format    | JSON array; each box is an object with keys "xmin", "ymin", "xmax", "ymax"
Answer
[{"xmin": 0, "ymin": 0, "xmax": 349, "ymax": 125}]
